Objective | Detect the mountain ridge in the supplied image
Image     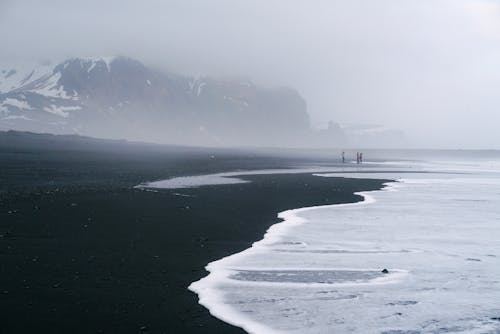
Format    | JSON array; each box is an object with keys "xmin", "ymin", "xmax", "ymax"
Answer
[
  {"xmin": 0, "ymin": 56, "xmax": 310, "ymax": 146},
  {"xmin": 0, "ymin": 56, "xmax": 407, "ymax": 148}
]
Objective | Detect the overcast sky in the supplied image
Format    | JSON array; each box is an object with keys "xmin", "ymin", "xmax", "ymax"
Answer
[{"xmin": 2, "ymin": 0, "xmax": 500, "ymax": 148}]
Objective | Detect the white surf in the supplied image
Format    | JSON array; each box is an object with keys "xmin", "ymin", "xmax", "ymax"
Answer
[{"xmin": 184, "ymin": 159, "xmax": 500, "ymax": 333}]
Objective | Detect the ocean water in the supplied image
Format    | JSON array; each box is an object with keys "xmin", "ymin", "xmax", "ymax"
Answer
[
  {"xmin": 136, "ymin": 165, "xmax": 422, "ymax": 189},
  {"xmin": 153, "ymin": 158, "xmax": 500, "ymax": 333}
]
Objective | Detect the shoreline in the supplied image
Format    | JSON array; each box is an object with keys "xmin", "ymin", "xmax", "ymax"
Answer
[
  {"xmin": 0, "ymin": 145, "xmax": 391, "ymax": 333},
  {"xmin": 183, "ymin": 164, "xmax": 500, "ymax": 333},
  {"xmin": 188, "ymin": 178, "xmax": 398, "ymax": 334}
]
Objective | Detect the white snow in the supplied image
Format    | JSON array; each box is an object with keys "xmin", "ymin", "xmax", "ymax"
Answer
[
  {"xmin": 0, "ymin": 60, "xmax": 76, "ymax": 100},
  {"xmin": 101, "ymin": 57, "xmax": 115, "ymax": 71},
  {"xmin": 43, "ymin": 104, "xmax": 81, "ymax": 118},
  {"xmin": 0, "ymin": 61, "xmax": 54, "ymax": 93},
  {"xmin": 197, "ymin": 82, "xmax": 206, "ymax": 96},
  {"xmin": 79, "ymin": 56, "xmax": 116, "ymax": 72},
  {"xmin": 87, "ymin": 61, "xmax": 98, "ymax": 73},
  {"xmin": 3, "ymin": 98, "xmax": 32, "ymax": 110},
  {"xmin": 1, "ymin": 115, "xmax": 34, "ymax": 121},
  {"xmin": 33, "ymin": 73, "xmax": 75, "ymax": 100},
  {"xmin": 0, "ymin": 57, "xmax": 116, "ymax": 101}
]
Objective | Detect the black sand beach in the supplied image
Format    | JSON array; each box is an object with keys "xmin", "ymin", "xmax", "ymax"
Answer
[{"xmin": 0, "ymin": 133, "xmax": 389, "ymax": 333}]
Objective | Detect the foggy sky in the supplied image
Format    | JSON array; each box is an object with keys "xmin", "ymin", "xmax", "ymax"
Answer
[{"xmin": 2, "ymin": 0, "xmax": 500, "ymax": 148}]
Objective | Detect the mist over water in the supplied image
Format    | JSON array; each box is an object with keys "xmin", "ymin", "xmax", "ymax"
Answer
[{"xmin": 2, "ymin": 0, "xmax": 500, "ymax": 148}]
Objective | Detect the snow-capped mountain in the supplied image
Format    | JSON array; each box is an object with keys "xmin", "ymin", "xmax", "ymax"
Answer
[
  {"xmin": 0, "ymin": 59, "xmax": 80, "ymax": 126},
  {"xmin": 0, "ymin": 57, "xmax": 309, "ymax": 146}
]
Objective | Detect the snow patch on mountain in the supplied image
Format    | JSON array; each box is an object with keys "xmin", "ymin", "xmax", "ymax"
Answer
[
  {"xmin": 28, "ymin": 72, "xmax": 76, "ymax": 100},
  {"xmin": 0, "ymin": 56, "xmax": 121, "ymax": 124},
  {"xmin": 197, "ymin": 82, "xmax": 206, "ymax": 96},
  {"xmin": 3, "ymin": 97, "xmax": 32, "ymax": 110},
  {"xmin": 0, "ymin": 61, "xmax": 54, "ymax": 94},
  {"xmin": 2, "ymin": 115, "xmax": 34, "ymax": 121},
  {"xmin": 72, "ymin": 56, "xmax": 116, "ymax": 73},
  {"xmin": 43, "ymin": 105, "xmax": 81, "ymax": 118}
]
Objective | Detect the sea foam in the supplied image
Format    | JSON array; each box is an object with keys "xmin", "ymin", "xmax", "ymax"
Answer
[
  {"xmin": 141, "ymin": 159, "xmax": 500, "ymax": 333},
  {"xmin": 188, "ymin": 160, "xmax": 500, "ymax": 333}
]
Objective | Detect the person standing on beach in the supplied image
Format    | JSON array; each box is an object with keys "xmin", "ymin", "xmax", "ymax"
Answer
[
  {"xmin": 342, "ymin": 151, "xmax": 345, "ymax": 163},
  {"xmin": 356, "ymin": 152, "xmax": 360, "ymax": 164},
  {"xmin": 360, "ymin": 152, "xmax": 363, "ymax": 164}
]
